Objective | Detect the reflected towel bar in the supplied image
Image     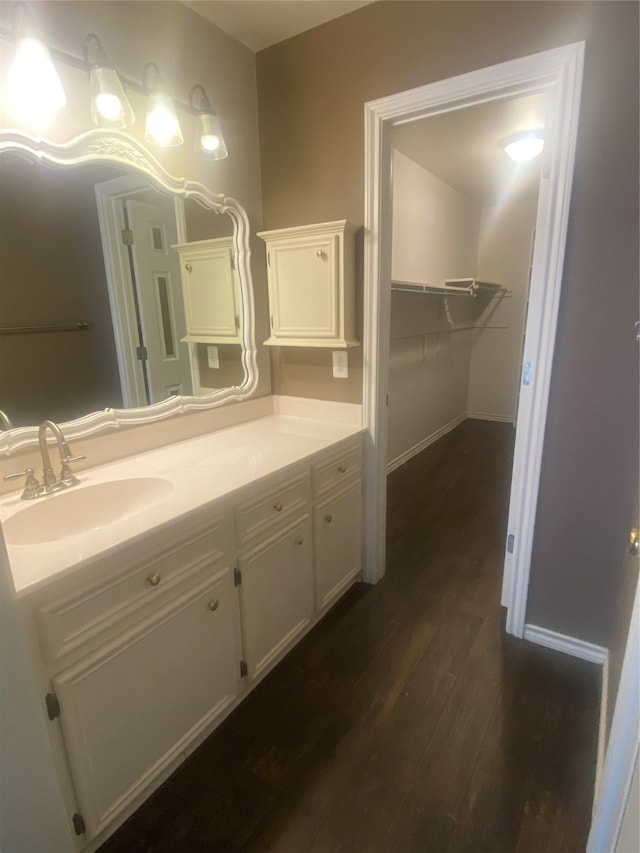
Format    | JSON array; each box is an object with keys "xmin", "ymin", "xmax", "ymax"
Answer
[{"xmin": 0, "ymin": 321, "xmax": 90, "ymax": 336}]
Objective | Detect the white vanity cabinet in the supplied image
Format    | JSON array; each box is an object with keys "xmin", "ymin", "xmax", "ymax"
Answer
[
  {"xmin": 257, "ymin": 220, "xmax": 358, "ymax": 348},
  {"xmin": 172, "ymin": 237, "xmax": 241, "ymax": 344},
  {"xmin": 235, "ymin": 472, "xmax": 315, "ymax": 681},
  {"xmin": 14, "ymin": 429, "xmax": 363, "ymax": 850}
]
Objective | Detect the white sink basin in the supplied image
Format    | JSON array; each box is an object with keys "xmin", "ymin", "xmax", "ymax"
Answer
[{"xmin": 3, "ymin": 478, "xmax": 174, "ymax": 545}]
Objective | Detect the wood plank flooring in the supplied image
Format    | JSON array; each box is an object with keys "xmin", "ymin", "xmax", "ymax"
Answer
[{"xmin": 99, "ymin": 419, "xmax": 600, "ymax": 853}]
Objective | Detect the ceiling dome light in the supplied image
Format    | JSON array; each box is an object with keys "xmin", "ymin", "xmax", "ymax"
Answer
[
  {"xmin": 83, "ymin": 34, "xmax": 134, "ymax": 129},
  {"xmin": 5, "ymin": 36, "xmax": 67, "ymax": 130},
  {"xmin": 189, "ymin": 84, "xmax": 228, "ymax": 160},
  {"xmin": 503, "ymin": 130, "xmax": 544, "ymax": 163}
]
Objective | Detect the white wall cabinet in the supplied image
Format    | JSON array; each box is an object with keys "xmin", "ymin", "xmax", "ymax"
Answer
[
  {"xmin": 18, "ymin": 436, "xmax": 362, "ymax": 850},
  {"xmin": 172, "ymin": 237, "xmax": 241, "ymax": 344},
  {"xmin": 257, "ymin": 220, "xmax": 358, "ymax": 348}
]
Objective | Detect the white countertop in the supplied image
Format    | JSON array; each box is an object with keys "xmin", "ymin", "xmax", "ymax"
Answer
[{"xmin": 1, "ymin": 415, "xmax": 364, "ymax": 597}]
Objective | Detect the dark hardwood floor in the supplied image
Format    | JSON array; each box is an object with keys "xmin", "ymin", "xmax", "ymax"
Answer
[{"xmin": 99, "ymin": 419, "xmax": 600, "ymax": 853}]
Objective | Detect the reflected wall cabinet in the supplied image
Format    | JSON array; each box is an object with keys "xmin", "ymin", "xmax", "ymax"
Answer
[
  {"xmin": 172, "ymin": 237, "xmax": 241, "ymax": 344},
  {"xmin": 258, "ymin": 220, "xmax": 358, "ymax": 348}
]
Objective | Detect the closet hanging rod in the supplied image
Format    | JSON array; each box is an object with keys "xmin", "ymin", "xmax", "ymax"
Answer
[
  {"xmin": 0, "ymin": 321, "xmax": 90, "ymax": 336},
  {"xmin": 390, "ymin": 324, "xmax": 510, "ymax": 341},
  {"xmin": 391, "ymin": 279, "xmax": 506, "ymax": 297}
]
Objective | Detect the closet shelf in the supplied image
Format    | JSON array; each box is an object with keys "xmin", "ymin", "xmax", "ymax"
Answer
[{"xmin": 391, "ymin": 278, "xmax": 503, "ymax": 297}]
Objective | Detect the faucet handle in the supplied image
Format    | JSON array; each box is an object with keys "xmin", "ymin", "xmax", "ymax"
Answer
[
  {"xmin": 3, "ymin": 468, "xmax": 42, "ymax": 500},
  {"xmin": 59, "ymin": 455, "xmax": 86, "ymax": 487}
]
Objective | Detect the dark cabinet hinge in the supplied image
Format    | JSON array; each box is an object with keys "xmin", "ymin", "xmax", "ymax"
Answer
[
  {"xmin": 121, "ymin": 228, "xmax": 134, "ymax": 246},
  {"xmin": 45, "ymin": 692, "xmax": 60, "ymax": 720},
  {"xmin": 72, "ymin": 812, "xmax": 86, "ymax": 836},
  {"xmin": 240, "ymin": 659, "xmax": 248, "ymax": 678},
  {"xmin": 136, "ymin": 345, "xmax": 148, "ymax": 362},
  {"xmin": 233, "ymin": 566, "xmax": 242, "ymax": 586}
]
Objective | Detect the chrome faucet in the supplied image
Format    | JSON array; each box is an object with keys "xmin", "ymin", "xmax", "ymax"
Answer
[{"xmin": 38, "ymin": 420, "xmax": 85, "ymax": 491}]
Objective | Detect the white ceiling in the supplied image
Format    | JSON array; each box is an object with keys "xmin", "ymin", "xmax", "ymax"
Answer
[
  {"xmin": 394, "ymin": 92, "xmax": 548, "ymax": 206},
  {"xmin": 182, "ymin": 1, "xmax": 374, "ymax": 52}
]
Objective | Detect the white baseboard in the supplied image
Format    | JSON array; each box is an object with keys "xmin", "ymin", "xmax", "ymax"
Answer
[
  {"xmin": 467, "ymin": 411, "xmax": 515, "ymax": 424},
  {"xmin": 387, "ymin": 413, "xmax": 466, "ymax": 473},
  {"xmin": 523, "ymin": 623, "xmax": 608, "ymax": 664}
]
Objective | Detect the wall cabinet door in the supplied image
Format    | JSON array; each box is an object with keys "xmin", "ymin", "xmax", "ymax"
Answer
[
  {"xmin": 52, "ymin": 569, "xmax": 238, "ymax": 840},
  {"xmin": 314, "ymin": 483, "xmax": 362, "ymax": 612},
  {"xmin": 238, "ymin": 515, "xmax": 314, "ymax": 681}
]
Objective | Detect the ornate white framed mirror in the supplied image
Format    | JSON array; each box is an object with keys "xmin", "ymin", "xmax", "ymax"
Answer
[{"xmin": 0, "ymin": 128, "xmax": 258, "ymax": 454}]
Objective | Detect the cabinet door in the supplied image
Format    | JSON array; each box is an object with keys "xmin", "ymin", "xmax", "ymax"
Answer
[
  {"xmin": 314, "ymin": 483, "xmax": 362, "ymax": 612},
  {"xmin": 53, "ymin": 568, "xmax": 239, "ymax": 839},
  {"xmin": 181, "ymin": 246, "xmax": 240, "ymax": 341},
  {"xmin": 238, "ymin": 515, "xmax": 314, "ymax": 681},
  {"xmin": 269, "ymin": 235, "xmax": 338, "ymax": 340}
]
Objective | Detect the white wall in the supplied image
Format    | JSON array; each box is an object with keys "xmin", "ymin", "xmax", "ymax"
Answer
[
  {"xmin": 468, "ymin": 197, "xmax": 538, "ymax": 420},
  {"xmin": 388, "ymin": 151, "xmax": 536, "ymax": 466},
  {"xmin": 388, "ymin": 152, "xmax": 480, "ymax": 465},
  {"xmin": 392, "ymin": 151, "xmax": 480, "ymax": 285}
]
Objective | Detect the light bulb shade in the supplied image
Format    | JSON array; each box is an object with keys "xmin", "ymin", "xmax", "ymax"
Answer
[
  {"xmin": 145, "ymin": 91, "xmax": 184, "ymax": 147},
  {"xmin": 503, "ymin": 131, "xmax": 544, "ymax": 163},
  {"xmin": 89, "ymin": 66, "xmax": 134, "ymax": 128},
  {"xmin": 196, "ymin": 111, "xmax": 228, "ymax": 159},
  {"xmin": 5, "ymin": 37, "xmax": 67, "ymax": 130}
]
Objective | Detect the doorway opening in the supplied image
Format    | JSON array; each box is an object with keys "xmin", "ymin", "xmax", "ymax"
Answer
[{"xmin": 362, "ymin": 43, "xmax": 585, "ymax": 638}]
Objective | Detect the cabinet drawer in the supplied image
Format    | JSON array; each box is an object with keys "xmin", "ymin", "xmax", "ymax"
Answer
[
  {"xmin": 235, "ymin": 471, "xmax": 310, "ymax": 545},
  {"xmin": 312, "ymin": 443, "xmax": 361, "ymax": 498},
  {"xmin": 37, "ymin": 516, "xmax": 228, "ymax": 664}
]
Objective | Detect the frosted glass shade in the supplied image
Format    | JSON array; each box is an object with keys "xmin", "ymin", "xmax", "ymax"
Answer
[
  {"xmin": 196, "ymin": 112, "xmax": 228, "ymax": 159},
  {"xmin": 145, "ymin": 92, "xmax": 184, "ymax": 147},
  {"xmin": 504, "ymin": 132, "xmax": 544, "ymax": 163},
  {"xmin": 89, "ymin": 66, "xmax": 134, "ymax": 128},
  {"xmin": 5, "ymin": 37, "xmax": 67, "ymax": 130}
]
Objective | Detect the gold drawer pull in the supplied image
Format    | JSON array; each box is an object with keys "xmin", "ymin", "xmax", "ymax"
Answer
[
  {"xmin": 295, "ymin": 536, "xmax": 304, "ymax": 545},
  {"xmin": 337, "ymin": 465, "xmax": 347, "ymax": 474},
  {"xmin": 185, "ymin": 263, "xmax": 193, "ymax": 272},
  {"xmin": 146, "ymin": 573, "xmax": 161, "ymax": 587},
  {"xmin": 325, "ymin": 514, "xmax": 333, "ymax": 523},
  {"xmin": 316, "ymin": 249, "xmax": 325, "ymax": 259},
  {"xmin": 208, "ymin": 599, "xmax": 219, "ymax": 612},
  {"xmin": 273, "ymin": 502, "xmax": 284, "ymax": 512}
]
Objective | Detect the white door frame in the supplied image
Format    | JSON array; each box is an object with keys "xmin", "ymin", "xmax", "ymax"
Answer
[
  {"xmin": 588, "ymin": 576, "xmax": 640, "ymax": 852},
  {"xmin": 362, "ymin": 43, "xmax": 585, "ymax": 637}
]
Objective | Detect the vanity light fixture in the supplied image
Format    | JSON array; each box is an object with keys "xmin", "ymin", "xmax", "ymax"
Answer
[
  {"xmin": 189, "ymin": 84, "xmax": 228, "ymax": 160},
  {"xmin": 502, "ymin": 130, "xmax": 545, "ymax": 163},
  {"xmin": 83, "ymin": 33, "xmax": 134, "ymax": 129},
  {"xmin": 144, "ymin": 62, "xmax": 184, "ymax": 147}
]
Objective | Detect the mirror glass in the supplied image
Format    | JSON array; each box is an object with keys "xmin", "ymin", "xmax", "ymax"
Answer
[{"xmin": 0, "ymin": 150, "xmax": 250, "ymax": 431}]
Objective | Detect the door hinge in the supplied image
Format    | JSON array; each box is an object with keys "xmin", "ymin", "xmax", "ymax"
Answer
[
  {"xmin": 136, "ymin": 345, "xmax": 148, "ymax": 362},
  {"xmin": 507, "ymin": 533, "xmax": 515, "ymax": 554},
  {"xmin": 45, "ymin": 692, "xmax": 60, "ymax": 720},
  {"xmin": 267, "ymin": 251, "xmax": 270, "ymax": 268},
  {"xmin": 235, "ymin": 314, "xmax": 240, "ymax": 330},
  {"xmin": 240, "ymin": 659, "xmax": 248, "ymax": 678},
  {"xmin": 233, "ymin": 566, "xmax": 242, "ymax": 586},
  {"xmin": 121, "ymin": 228, "xmax": 134, "ymax": 246},
  {"xmin": 230, "ymin": 254, "xmax": 236, "ymax": 271},
  {"xmin": 72, "ymin": 812, "xmax": 86, "ymax": 836},
  {"xmin": 270, "ymin": 314, "xmax": 274, "ymax": 329}
]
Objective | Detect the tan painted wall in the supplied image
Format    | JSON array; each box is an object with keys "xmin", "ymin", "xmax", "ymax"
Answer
[{"xmin": 256, "ymin": 1, "xmax": 640, "ymax": 646}]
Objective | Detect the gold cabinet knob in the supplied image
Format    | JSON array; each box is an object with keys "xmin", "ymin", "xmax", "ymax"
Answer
[
  {"xmin": 146, "ymin": 572, "xmax": 161, "ymax": 587},
  {"xmin": 316, "ymin": 249, "xmax": 325, "ymax": 259},
  {"xmin": 208, "ymin": 599, "xmax": 219, "ymax": 612},
  {"xmin": 273, "ymin": 502, "xmax": 284, "ymax": 512},
  {"xmin": 325, "ymin": 514, "xmax": 333, "ymax": 523},
  {"xmin": 630, "ymin": 528, "xmax": 639, "ymax": 557},
  {"xmin": 185, "ymin": 263, "xmax": 192, "ymax": 272},
  {"xmin": 295, "ymin": 536, "xmax": 304, "ymax": 545},
  {"xmin": 338, "ymin": 465, "xmax": 347, "ymax": 474}
]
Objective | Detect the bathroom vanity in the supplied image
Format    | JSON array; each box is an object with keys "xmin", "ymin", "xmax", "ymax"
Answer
[{"xmin": 2, "ymin": 411, "xmax": 363, "ymax": 848}]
